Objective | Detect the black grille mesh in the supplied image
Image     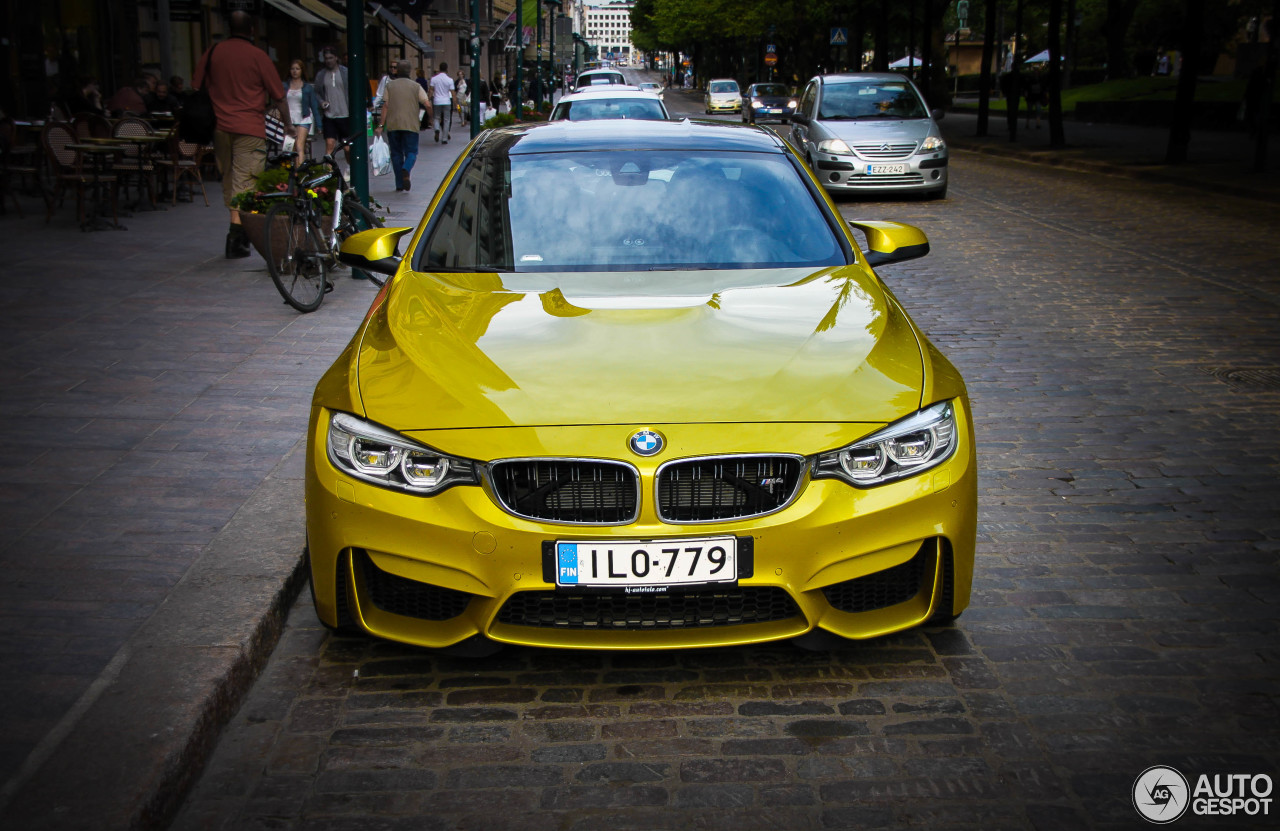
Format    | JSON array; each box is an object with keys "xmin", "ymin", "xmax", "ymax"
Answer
[
  {"xmin": 357, "ymin": 550, "xmax": 473, "ymax": 621},
  {"xmin": 497, "ymin": 587, "xmax": 799, "ymax": 630},
  {"xmin": 821, "ymin": 546, "xmax": 928, "ymax": 613},
  {"xmin": 490, "ymin": 460, "xmax": 638, "ymax": 523},
  {"xmin": 657, "ymin": 456, "xmax": 802, "ymax": 522}
]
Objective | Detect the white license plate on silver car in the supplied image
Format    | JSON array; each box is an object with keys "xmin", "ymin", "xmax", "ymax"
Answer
[
  {"xmin": 555, "ymin": 537, "xmax": 737, "ymax": 588},
  {"xmin": 869, "ymin": 164, "xmax": 907, "ymax": 175}
]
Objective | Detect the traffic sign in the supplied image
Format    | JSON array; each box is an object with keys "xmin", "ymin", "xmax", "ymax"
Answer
[
  {"xmin": 766, "ymin": 43, "xmax": 776, "ymax": 53},
  {"xmin": 831, "ymin": 28, "xmax": 848, "ymax": 46},
  {"xmin": 764, "ymin": 53, "xmax": 778, "ymax": 66}
]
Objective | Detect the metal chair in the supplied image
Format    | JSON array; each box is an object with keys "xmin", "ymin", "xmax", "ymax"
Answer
[
  {"xmin": 110, "ymin": 116, "xmax": 157, "ymax": 206},
  {"xmin": 41, "ymin": 121, "xmax": 119, "ymax": 228},
  {"xmin": 153, "ymin": 129, "xmax": 209, "ymax": 207},
  {"xmin": 0, "ymin": 116, "xmax": 46, "ymax": 217}
]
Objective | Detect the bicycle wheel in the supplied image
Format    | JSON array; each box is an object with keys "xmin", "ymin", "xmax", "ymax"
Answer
[
  {"xmin": 336, "ymin": 200, "xmax": 387, "ymax": 286},
  {"xmin": 264, "ymin": 201, "xmax": 331, "ymax": 312}
]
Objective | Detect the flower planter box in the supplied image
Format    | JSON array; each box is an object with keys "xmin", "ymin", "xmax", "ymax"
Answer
[{"xmin": 240, "ymin": 211, "xmax": 334, "ymax": 263}]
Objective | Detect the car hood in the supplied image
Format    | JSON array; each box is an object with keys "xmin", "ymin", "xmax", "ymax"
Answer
[
  {"xmin": 752, "ymin": 96, "xmax": 794, "ymax": 106},
  {"xmin": 355, "ymin": 266, "xmax": 924, "ymax": 430},
  {"xmin": 816, "ymin": 118, "xmax": 936, "ymax": 144}
]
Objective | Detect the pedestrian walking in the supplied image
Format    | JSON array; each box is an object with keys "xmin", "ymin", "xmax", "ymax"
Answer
[
  {"xmin": 314, "ymin": 47, "xmax": 351, "ymax": 162},
  {"xmin": 454, "ymin": 70, "xmax": 468, "ymax": 123},
  {"xmin": 1025, "ymin": 68, "xmax": 1045, "ymax": 130},
  {"xmin": 282, "ymin": 59, "xmax": 320, "ymax": 165},
  {"xmin": 193, "ymin": 10, "xmax": 292, "ymax": 259},
  {"xmin": 428, "ymin": 62, "xmax": 455, "ymax": 144},
  {"xmin": 374, "ymin": 59, "xmax": 432, "ymax": 192}
]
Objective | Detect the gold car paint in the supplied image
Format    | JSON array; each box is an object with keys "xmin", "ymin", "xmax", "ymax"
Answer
[
  {"xmin": 304, "ymin": 398, "xmax": 975, "ymax": 648},
  {"xmin": 355, "ymin": 264, "xmax": 925, "ymax": 430},
  {"xmin": 311, "ymin": 134, "xmax": 976, "ymax": 650}
]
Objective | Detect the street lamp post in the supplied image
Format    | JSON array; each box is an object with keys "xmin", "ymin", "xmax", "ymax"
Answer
[
  {"xmin": 514, "ymin": 0, "xmax": 523, "ymax": 120},
  {"xmin": 535, "ymin": 0, "xmax": 543, "ymax": 109},
  {"xmin": 546, "ymin": 0, "xmax": 562, "ymax": 100}
]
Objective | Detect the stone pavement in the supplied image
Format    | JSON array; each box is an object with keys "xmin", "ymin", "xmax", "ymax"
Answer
[
  {"xmin": 0, "ymin": 104, "xmax": 1276, "ymax": 831},
  {"xmin": 0, "ymin": 129, "xmax": 466, "ymax": 829}
]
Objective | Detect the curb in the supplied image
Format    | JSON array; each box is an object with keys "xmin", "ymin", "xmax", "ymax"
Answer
[{"xmin": 1, "ymin": 466, "xmax": 310, "ymax": 830}]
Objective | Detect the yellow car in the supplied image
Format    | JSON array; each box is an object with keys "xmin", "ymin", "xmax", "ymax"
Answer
[{"xmin": 306, "ymin": 119, "xmax": 976, "ymax": 654}]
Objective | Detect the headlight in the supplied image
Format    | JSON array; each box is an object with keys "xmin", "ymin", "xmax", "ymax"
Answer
[
  {"xmin": 812, "ymin": 401, "xmax": 958, "ymax": 487},
  {"xmin": 817, "ymin": 138, "xmax": 852, "ymax": 155},
  {"xmin": 751, "ymin": 98, "xmax": 762, "ymax": 106},
  {"xmin": 326, "ymin": 412, "xmax": 480, "ymax": 495},
  {"xmin": 917, "ymin": 136, "xmax": 946, "ymax": 153},
  {"xmin": 787, "ymin": 99, "xmax": 798, "ymax": 108}
]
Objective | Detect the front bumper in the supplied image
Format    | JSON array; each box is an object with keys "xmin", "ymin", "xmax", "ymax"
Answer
[
  {"xmin": 707, "ymin": 99, "xmax": 742, "ymax": 113},
  {"xmin": 748, "ymin": 105, "xmax": 794, "ymax": 122},
  {"xmin": 814, "ymin": 153, "xmax": 948, "ymax": 192},
  {"xmin": 305, "ymin": 412, "xmax": 977, "ymax": 651}
]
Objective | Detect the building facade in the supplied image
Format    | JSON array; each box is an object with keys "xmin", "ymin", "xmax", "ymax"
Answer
[{"xmin": 580, "ymin": 0, "xmax": 633, "ymax": 64}]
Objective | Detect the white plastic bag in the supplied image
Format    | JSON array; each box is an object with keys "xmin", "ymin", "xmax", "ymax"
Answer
[{"xmin": 370, "ymin": 134, "xmax": 391, "ymax": 177}]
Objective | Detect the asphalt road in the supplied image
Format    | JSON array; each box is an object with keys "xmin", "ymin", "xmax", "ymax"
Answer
[{"xmin": 170, "ymin": 93, "xmax": 1280, "ymax": 831}]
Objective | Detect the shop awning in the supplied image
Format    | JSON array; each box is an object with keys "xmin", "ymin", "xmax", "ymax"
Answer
[
  {"xmin": 262, "ymin": 0, "xmax": 328, "ymax": 26},
  {"xmin": 371, "ymin": 4, "xmax": 434, "ymax": 55},
  {"xmin": 299, "ymin": 0, "xmax": 347, "ymax": 29}
]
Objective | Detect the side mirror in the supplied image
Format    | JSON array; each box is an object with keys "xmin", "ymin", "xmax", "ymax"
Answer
[
  {"xmin": 931, "ymin": 108, "xmax": 946, "ymax": 121},
  {"xmin": 847, "ymin": 220, "xmax": 930, "ymax": 267},
  {"xmin": 338, "ymin": 226, "xmax": 414, "ymax": 276},
  {"xmin": 790, "ymin": 111, "xmax": 809, "ymax": 125}
]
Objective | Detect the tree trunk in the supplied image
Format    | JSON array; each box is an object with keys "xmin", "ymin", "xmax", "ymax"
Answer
[
  {"xmin": 1165, "ymin": 0, "xmax": 1205, "ymax": 164},
  {"xmin": 1253, "ymin": 0, "xmax": 1279, "ymax": 170},
  {"xmin": 921, "ymin": 0, "xmax": 934, "ymax": 103},
  {"xmin": 1048, "ymin": 0, "xmax": 1066, "ymax": 146},
  {"xmin": 1105, "ymin": 0, "xmax": 1140, "ymax": 78},
  {"xmin": 977, "ymin": 0, "xmax": 997, "ymax": 135},
  {"xmin": 874, "ymin": 0, "xmax": 890, "ymax": 70}
]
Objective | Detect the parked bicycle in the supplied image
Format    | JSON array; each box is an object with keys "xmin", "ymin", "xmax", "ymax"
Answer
[{"xmin": 262, "ymin": 134, "xmax": 385, "ymax": 312}]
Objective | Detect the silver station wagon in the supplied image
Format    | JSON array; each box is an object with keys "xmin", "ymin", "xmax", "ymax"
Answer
[{"xmin": 789, "ymin": 72, "xmax": 948, "ymax": 199}]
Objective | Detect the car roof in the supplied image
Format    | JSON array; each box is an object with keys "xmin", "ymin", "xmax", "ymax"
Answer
[
  {"xmin": 816, "ymin": 72, "xmax": 913, "ymax": 84},
  {"xmin": 557, "ymin": 86, "xmax": 651, "ymax": 101},
  {"xmin": 475, "ymin": 119, "xmax": 789, "ymax": 156},
  {"xmin": 708, "ymin": 78, "xmax": 739, "ymax": 84}
]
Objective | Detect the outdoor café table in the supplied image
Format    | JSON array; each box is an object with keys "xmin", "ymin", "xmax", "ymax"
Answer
[
  {"xmin": 107, "ymin": 133, "xmax": 168, "ymax": 211},
  {"xmin": 65, "ymin": 142, "xmax": 126, "ymax": 231}
]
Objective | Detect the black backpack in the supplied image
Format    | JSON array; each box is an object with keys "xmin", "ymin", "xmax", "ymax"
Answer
[{"xmin": 180, "ymin": 43, "xmax": 219, "ymax": 144}]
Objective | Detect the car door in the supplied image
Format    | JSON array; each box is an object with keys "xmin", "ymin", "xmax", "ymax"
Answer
[{"xmin": 791, "ymin": 81, "xmax": 819, "ymax": 159}]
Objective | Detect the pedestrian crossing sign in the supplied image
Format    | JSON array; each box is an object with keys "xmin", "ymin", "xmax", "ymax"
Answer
[{"xmin": 831, "ymin": 28, "xmax": 848, "ymax": 45}]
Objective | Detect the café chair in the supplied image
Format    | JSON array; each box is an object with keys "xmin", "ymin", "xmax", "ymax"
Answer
[{"xmin": 41, "ymin": 121, "xmax": 120, "ymax": 227}]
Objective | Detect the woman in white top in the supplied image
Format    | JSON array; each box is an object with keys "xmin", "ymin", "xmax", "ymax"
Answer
[{"xmin": 283, "ymin": 60, "xmax": 320, "ymax": 165}]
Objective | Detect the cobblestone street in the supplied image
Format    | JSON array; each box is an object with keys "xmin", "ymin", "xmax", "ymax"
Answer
[{"xmin": 167, "ymin": 152, "xmax": 1280, "ymax": 830}]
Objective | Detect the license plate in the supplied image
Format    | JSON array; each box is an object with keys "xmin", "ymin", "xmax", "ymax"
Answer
[
  {"xmin": 555, "ymin": 537, "xmax": 737, "ymax": 588},
  {"xmin": 869, "ymin": 164, "xmax": 907, "ymax": 175}
]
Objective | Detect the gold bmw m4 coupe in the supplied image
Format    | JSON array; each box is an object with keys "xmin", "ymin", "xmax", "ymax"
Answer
[{"xmin": 306, "ymin": 118, "xmax": 976, "ymax": 654}]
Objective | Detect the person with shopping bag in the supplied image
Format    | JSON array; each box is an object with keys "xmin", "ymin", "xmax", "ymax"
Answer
[{"xmin": 374, "ymin": 59, "xmax": 433, "ymax": 192}]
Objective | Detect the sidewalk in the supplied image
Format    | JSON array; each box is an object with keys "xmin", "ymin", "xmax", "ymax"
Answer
[
  {"xmin": 0, "ymin": 129, "xmax": 467, "ymax": 830},
  {"xmin": 940, "ymin": 108, "xmax": 1280, "ymax": 202},
  {"xmin": 0, "ymin": 104, "xmax": 1275, "ymax": 831}
]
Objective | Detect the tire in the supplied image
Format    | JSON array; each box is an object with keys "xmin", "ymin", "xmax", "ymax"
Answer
[
  {"xmin": 337, "ymin": 200, "xmax": 386, "ymax": 285},
  {"xmin": 264, "ymin": 201, "xmax": 330, "ymax": 312}
]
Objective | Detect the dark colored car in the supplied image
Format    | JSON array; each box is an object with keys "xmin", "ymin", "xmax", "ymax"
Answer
[{"xmin": 742, "ymin": 82, "xmax": 797, "ymax": 124}]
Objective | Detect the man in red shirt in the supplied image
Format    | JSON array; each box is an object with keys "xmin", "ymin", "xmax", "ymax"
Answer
[{"xmin": 194, "ymin": 11, "xmax": 291, "ymax": 258}]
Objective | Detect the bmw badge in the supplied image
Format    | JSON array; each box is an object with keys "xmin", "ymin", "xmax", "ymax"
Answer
[{"xmin": 629, "ymin": 429, "xmax": 664, "ymax": 457}]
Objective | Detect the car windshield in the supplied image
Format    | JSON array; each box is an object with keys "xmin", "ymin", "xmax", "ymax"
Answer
[
  {"xmin": 421, "ymin": 150, "xmax": 844, "ymax": 272},
  {"xmin": 753, "ymin": 84, "xmax": 788, "ymax": 97},
  {"xmin": 551, "ymin": 99, "xmax": 667, "ymax": 122},
  {"xmin": 818, "ymin": 82, "xmax": 927, "ymax": 120},
  {"xmin": 579, "ymin": 72, "xmax": 624, "ymax": 87},
  {"xmin": 709, "ymin": 81, "xmax": 739, "ymax": 94}
]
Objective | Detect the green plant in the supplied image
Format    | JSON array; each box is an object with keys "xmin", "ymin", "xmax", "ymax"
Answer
[
  {"xmin": 482, "ymin": 112, "xmax": 518, "ymax": 129},
  {"xmin": 229, "ymin": 162, "xmax": 335, "ymax": 215}
]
